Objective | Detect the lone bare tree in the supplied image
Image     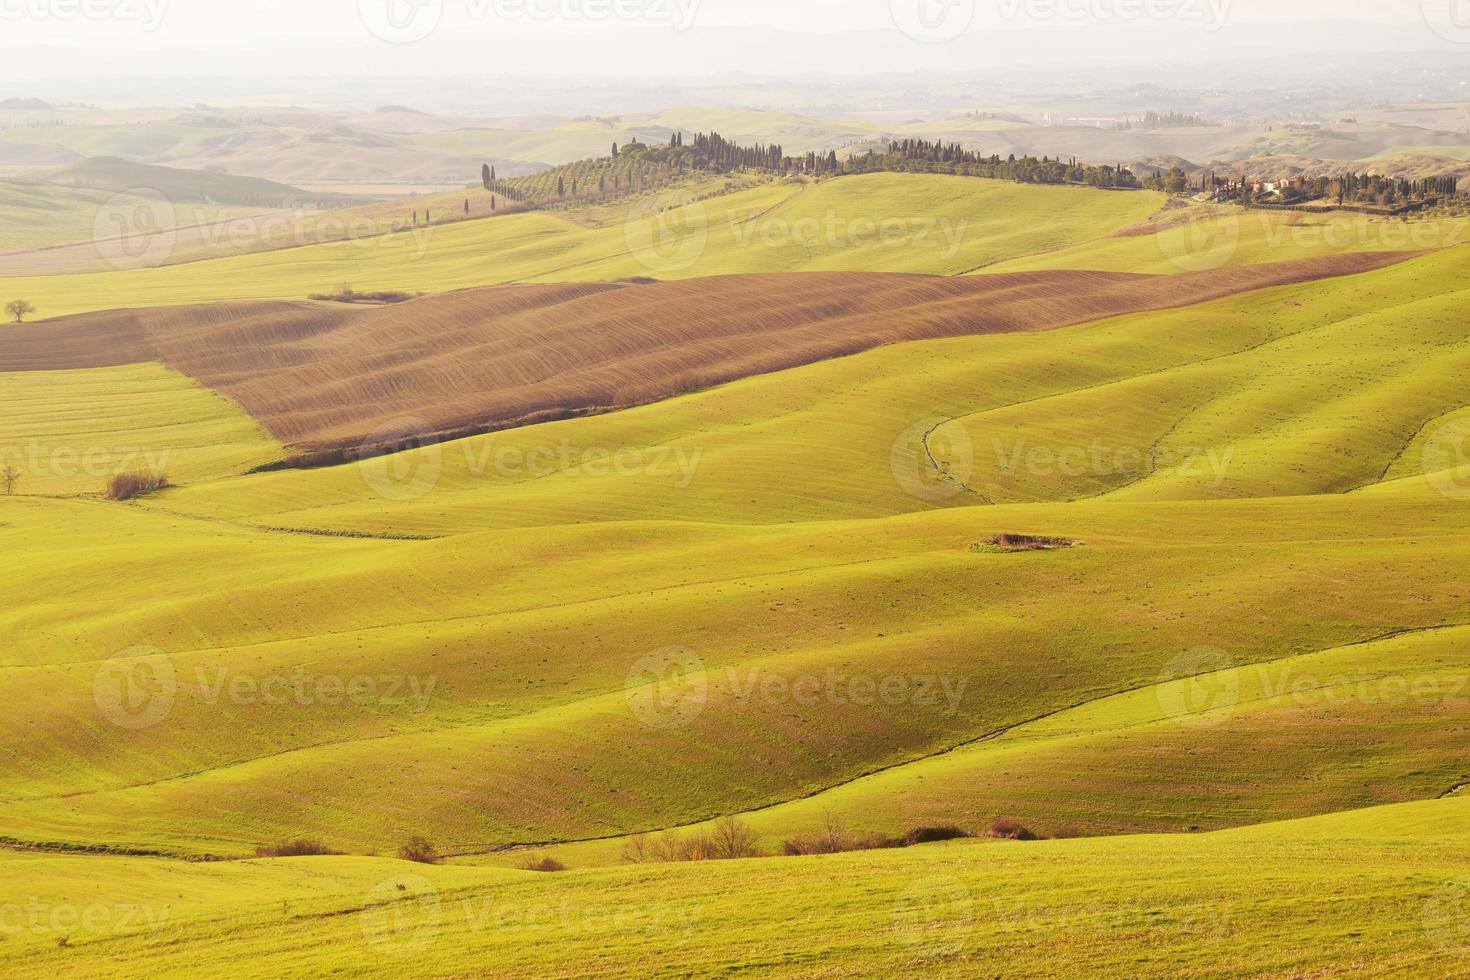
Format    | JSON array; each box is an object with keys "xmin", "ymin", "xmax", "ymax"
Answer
[
  {"xmin": 6, "ymin": 300, "xmax": 34, "ymax": 323},
  {"xmin": 709, "ymin": 815, "xmax": 760, "ymax": 859},
  {"xmin": 1, "ymin": 464, "xmax": 19, "ymax": 495}
]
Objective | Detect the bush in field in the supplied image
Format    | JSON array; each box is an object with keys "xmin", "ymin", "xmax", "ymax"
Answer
[
  {"xmin": 989, "ymin": 533, "xmax": 1076, "ymax": 551},
  {"xmin": 517, "ymin": 854, "xmax": 567, "ymax": 872},
  {"xmin": 625, "ymin": 814, "xmax": 977, "ymax": 864},
  {"xmin": 398, "ymin": 836, "xmax": 441, "ymax": 864},
  {"xmin": 900, "ymin": 825, "xmax": 972, "ymax": 846},
  {"xmin": 106, "ymin": 471, "xmax": 170, "ymax": 501},
  {"xmin": 988, "ymin": 818, "xmax": 1041, "ymax": 841},
  {"xmin": 254, "ymin": 838, "xmax": 340, "ymax": 858}
]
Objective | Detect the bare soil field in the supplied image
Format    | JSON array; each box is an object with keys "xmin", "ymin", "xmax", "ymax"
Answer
[{"xmin": 0, "ymin": 252, "xmax": 1411, "ymax": 450}]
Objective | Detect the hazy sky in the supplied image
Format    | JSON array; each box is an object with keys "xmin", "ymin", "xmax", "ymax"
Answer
[
  {"xmin": 0, "ymin": 0, "xmax": 1440, "ymax": 43},
  {"xmin": 0, "ymin": 0, "xmax": 1460, "ymax": 80}
]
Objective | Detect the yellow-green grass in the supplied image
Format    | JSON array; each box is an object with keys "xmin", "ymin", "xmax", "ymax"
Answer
[
  {"xmin": 0, "ymin": 465, "xmax": 1465, "ymax": 856},
  {"xmin": 2, "ymin": 175, "xmax": 1166, "ymax": 319},
  {"xmin": 990, "ymin": 205, "xmax": 1470, "ymax": 275},
  {"xmin": 0, "ymin": 248, "xmax": 1455, "ymax": 854},
  {"xmin": 159, "ymin": 173, "xmax": 762, "ymax": 266},
  {"xmin": 3, "ymin": 175, "xmax": 1468, "ymax": 969},
  {"xmin": 524, "ymin": 624, "xmax": 1470, "ymax": 869},
  {"xmin": 934, "ymin": 245, "xmax": 1470, "ymax": 504},
  {"xmin": 0, "ymin": 363, "xmax": 282, "ymax": 495},
  {"xmin": 0, "ymin": 180, "xmax": 262, "ymax": 251},
  {"xmin": 3, "ymin": 796, "xmax": 1470, "ymax": 977}
]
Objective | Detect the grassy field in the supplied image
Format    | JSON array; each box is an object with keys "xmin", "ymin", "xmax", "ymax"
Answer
[
  {"xmin": 131, "ymin": 246, "xmax": 1470, "ymax": 535},
  {"xmin": 2, "ymin": 171, "xmax": 1468, "ymax": 975},
  {"xmin": 989, "ymin": 202, "xmax": 1470, "ymax": 274},
  {"xmin": 0, "ymin": 175, "xmax": 1166, "ymax": 319},
  {"xmin": 0, "ymin": 363, "xmax": 282, "ymax": 495},
  {"xmin": 3, "ymin": 796, "xmax": 1469, "ymax": 977},
  {"xmin": 0, "ymin": 180, "xmax": 267, "ymax": 252},
  {"xmin": 0, "ymin": 241, "xmax": 1465, "ymax": 857},
  {"xmin": 0, "ymin": 471, "xmax": 1463, "ymax": 855}
]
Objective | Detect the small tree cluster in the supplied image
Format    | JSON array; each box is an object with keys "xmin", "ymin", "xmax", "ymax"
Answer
[
  {"xmin": 620, "ymin": 816, "xmax": 761, "ymax": 863},
  {"xmin": 106, "ymin": 471, "xmax": 170, "ymax": 501},
  {"xmin": 397, "ymin": 836, "xmax": 441, "ymax": 864}
]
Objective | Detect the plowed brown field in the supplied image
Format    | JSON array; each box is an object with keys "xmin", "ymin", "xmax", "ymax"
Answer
[{"xmin": 0, "ymin": 253, "xmax": 1410, "ymax": 450}]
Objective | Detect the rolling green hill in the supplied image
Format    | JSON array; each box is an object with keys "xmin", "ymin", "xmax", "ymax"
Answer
[
  {"xmin": 3, "ymin": 795, "xmax": 1469, "ymax": 978},
  {"xmin": 0, "ymin": 244, "xmax": 1466, "ymax": 860},
  {"xmin": 2, "ymin": 170, "xmax": 1468, "ymax": 977},
  {"xmin": 50, "ymin": 157, "xmax": 328, "ymax": 206},
  {"xmin": 0, "ymin": 179, "xmax": 266, "ymax": 252},
  {"xmin": 0, "ymin": 174, "xmax": 1168, "ymax": 319}
]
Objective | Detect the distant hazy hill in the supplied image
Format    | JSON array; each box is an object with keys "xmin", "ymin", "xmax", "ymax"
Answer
[{"xmin": 50, "ymin": 156, "xmax": 338, "ymax": 206}]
